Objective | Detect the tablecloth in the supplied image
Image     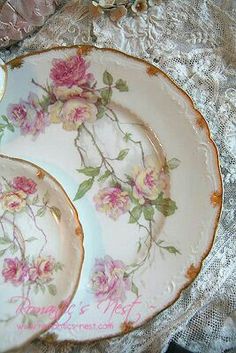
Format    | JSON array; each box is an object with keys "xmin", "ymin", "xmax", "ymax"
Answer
[{"xmin": 0, "ymin": 1, "xmax": 235, "ymax": 352}]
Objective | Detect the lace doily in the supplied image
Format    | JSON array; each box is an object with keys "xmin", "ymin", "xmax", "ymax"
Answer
[{"xmin": 0, "ymin": 1, "xmax": 236, "ymax": 352}]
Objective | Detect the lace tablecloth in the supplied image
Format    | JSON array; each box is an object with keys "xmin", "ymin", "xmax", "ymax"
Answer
[{"xmin": 0, "ymin": 1, "xmax": 236, "ymax": 352}]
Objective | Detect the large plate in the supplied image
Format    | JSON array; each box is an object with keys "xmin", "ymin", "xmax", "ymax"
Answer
[
  {"xmin": 0, "ymin": 46, "xmax": 222, "ymax": 343},
  {"xmin": 0, "ymin": 155, "xmax": 84, "ymax": 352}
]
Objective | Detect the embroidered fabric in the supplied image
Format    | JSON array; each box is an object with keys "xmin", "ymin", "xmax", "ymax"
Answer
[
  {"xmin": 0, "ymin": 1, "xmax": 235, "ymax": 352},
  {"xmin": 0, "ymin": 0, "xmax": 63, "ymax": 48}
]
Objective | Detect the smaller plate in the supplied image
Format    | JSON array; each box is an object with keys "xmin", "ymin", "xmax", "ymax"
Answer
[{"xmin": 0, "ymin": 155, "xmax": 84, "ymax": 353}]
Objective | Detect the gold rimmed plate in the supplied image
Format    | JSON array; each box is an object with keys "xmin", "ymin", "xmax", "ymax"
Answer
[
  {"xmin": 0, "ymin": 155, "xmax": 84, "ymax": 352},
  {"xmin": 0, "ymin": 46, "xmax": 222, "ymax": 344}
]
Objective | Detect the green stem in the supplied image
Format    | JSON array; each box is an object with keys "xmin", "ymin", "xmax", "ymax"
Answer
[
  {"xmin": 82, "ymin": 123, "xmax": 128, "ymax": 185},
  {"xmin": 126, "ymin": 220, "xmax": 153, "ymax": 277},
  {"xmin": 31, "ymin": 79, "xmax": 50, "ymax": 95},
  {"xmin": 74, "ymin": 128, "xmax": 87, "ymax": 167},
  {"xmin": 106, "ymin": 107, "xmax": 146, "ymax": 167}
]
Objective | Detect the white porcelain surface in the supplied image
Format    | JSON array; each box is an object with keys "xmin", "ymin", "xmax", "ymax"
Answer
[{"xmin": 0, "ymin": 47, "xmax": 222, "ymax": 343}]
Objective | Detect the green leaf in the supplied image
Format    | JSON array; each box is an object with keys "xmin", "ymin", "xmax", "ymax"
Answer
[
  {"xmin": 163, "ymin": 246, "xmax": 181, "ymax": 255},
  {"xmin": 50, "ymin": 206, "xmax": 62, "ymax": 222},
  {"xmin": 131, "ymin": 281, "xmax": 139, "ymax": 296},
  {"xmin": 117, "ymin": 148, "xmax": 129, "ymax": 160},
  {"xmin": 43, "ymin": 190, "xmax": 50, "ymax": 205},
  {"xmin": 26, "ymin": 237, "xmax": 37, "ymax": 242},
  {"xmin": 143, "ymin": 205, "xmax": 154, "ymax": 221},
  {"xmin": 0, "ymin": 248, "xmax": 6, "ymax": 257},
  {"xmin": 0, "ymin": 124, "xmax": 6, "ymax": 129},
  {"xmin": 0, "ymin": 236, "xmax": 11, "ymax": 245},
  {"xmin": 103, "ymin": 70, "xmax": 113, "ymax": 85},
  {"xmin": 137, "ymin": 241, "xmax": 141, "ymax": 253},
  {"xmin": 54, "ymin": 262, "xmax": 63, "ymax": 271},
  {"xmin": 100, "ymin": 88, "xmax": 112, "ymax": 106},
  {"xmin": 39, "ymin": 95, "xmax": 50, "ymax": 110},
  {"xmin": 32, "ymin": 195, "xmax": 39, "ymax": 205},
  {"xmin": 167, "ymin": 158, "xmax": 180, "ymax": 170},
  {"xmin": 1, "ymin": 115, "xmax": 9, "ymax": 123},
  {"xmin": 123, "ymin": 132, "xmax": 132, "ymax": 142},
  {"xmin": 96, "ymin": 105, "xmax": 106, "ymax": 119},
  {"xmin": 115, "ymin": 79, "xmax": 128, "ymax": 92},
  {"xmin": 47, "ymin": 283, "xmax": 57, "ymax": 296},
  {"xmin": 7, "ymin": 124, "xmax": 15, "ymax": 132},
  {"xmin": 127, "ymin": 189, "xmax": 139, "ymax": 204},
  {"xmin": 36, "ymin": 206, "xmax": 46, "ymax": 217},
  {"xmin": 125, "ymin": 174, "xmax": 133, "ymax": 183},
  {"xmin": 77, "ymin": 167, "xmax": 100, "ymax": 177},
  {"xmin": 110, "ymin": 178, "xmax": 119, "ymax": 187},
  {"xmin": 155, "ymin": 193, "xmax": 177, "ymax": 216},
  {"xmin": 74, "ymin": 178, "xmax": 94, "ymax": 201},
  {"xmin": 157, "ymin": 240, "xmax": 164, "ymax": 245},
  {"xmin": 129, "ymin": 205, "xmax": 142, "ymax": 224},
  {"xmin": 98, "ymin": 170, "xmax": 111, "ymax": 183},
  {"xmin": 9, "ymin": 243, "xmax": 18, "ymax": 254}
]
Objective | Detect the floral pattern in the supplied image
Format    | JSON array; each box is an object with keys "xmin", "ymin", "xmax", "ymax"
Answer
[
  {"xmin": 7, "ymin": 93, "xmax": 49, "ymax": 136},
  {"xmin": 2, "ymin": 255, "xmax": 57, "ymax": 287},
  {"xmin": 91, "ymin": 255, "xmax": 131, "ymax": 302},
  {"xmin": 50, "ymin": 56, "xmax": 95, "ymax": 88},
  {"xmin": 0, "ymin": 175, "xmax": 63, "ymax": 296},
  {"xmin": 132, "ymin": 163, "xmax": 160, "ymax": 205},
  {"xmin": 12, "ymin": 176, "xmax": 37, "ymax": 195},
  {"xmin": 2, "ymin": 257, "xmax": 28, "ymax": 286},
  {"xmin": 59, "ymin": 99, "xmax": 97, "ymax": 131},
  {"xmin": 1, "ymin": 190, "xmax": 27, "ymax": 213},
  {"xmin": 1, "ymin": 52, "xmax": 181, "ymax": 301},
  {"xmin": 94, "ymin": 186, "xmax": 131, "ymax": 220}
]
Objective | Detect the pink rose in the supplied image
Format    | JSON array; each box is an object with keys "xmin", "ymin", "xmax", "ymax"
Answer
[
  {"xmin": 60, "ymin": 98, "xmax": 97, "ymax": 130},
  {"xmin": 8, "ymin": 92, "xmax": 49, "ymax": 136},
  {"xmin": 1, "ymin": 190, "xmax": 27, "ymax": 213},
  {"xmin": 50, "ymin": 55, "xmax": 95, "ymax": 88},
  {"xmin": 91, "ymin": 255, "xmax": 131, "ymax": 302},
  {"xmin": 2, "ymin": 257, "xmax": 28, "ymax": 286},
  {"xmin": 12, "ymin": 176, "xmax": 37, "ymax": 195},
  {"xmin": 28, "ymin": 256, "xmax": 55, "ymax": 282},
  {"xmin": 132, "ymin": 167, "xmax": 159, "ymax": 204},
  {"xmin": 94, "ymin": 186, "xmax": 131, "ymax": 220}
]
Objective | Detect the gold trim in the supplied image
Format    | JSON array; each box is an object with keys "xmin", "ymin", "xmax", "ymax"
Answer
[
  {"xmin": 120, "ymin": 321, "xmax": 134, "ymax": 334},
  {"xmin": 0, "ymin": 153, "xmax": 84, "ymax": 353},
  {"xmin": 211, "ymin": 191, "xmax": 222, "ymax": 208},
  {"xmin": 76, "ymin": 45, "xmax": 93, "ymax": 56},
  {"xmin": 186, "ymin": 264, "xmax": 201, "ymax": 281},
  {"xmin": 4, "ymin": 45, "xmax": 223, "ymax": 343},
  {"xmin": 75, "ymin": 226, "xmax": 83, "ymax": 237},
  {"xmin": 146, "ymin": 65, "xmax": 159, "ymax": 76},
  {"xmin": 8, "ymin": 57, "xmax": 24, "ymax": 70},
  {"xmin": 196, "ymin": 113, "xmax": 208, "ymax": 130},
  {"xmin": 36, "ymin": 169, "xmax": 46, "ymax": 180},
  {"xmin": 40, "ymin": 333, "xmax": 58, "ymax": 343}
]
